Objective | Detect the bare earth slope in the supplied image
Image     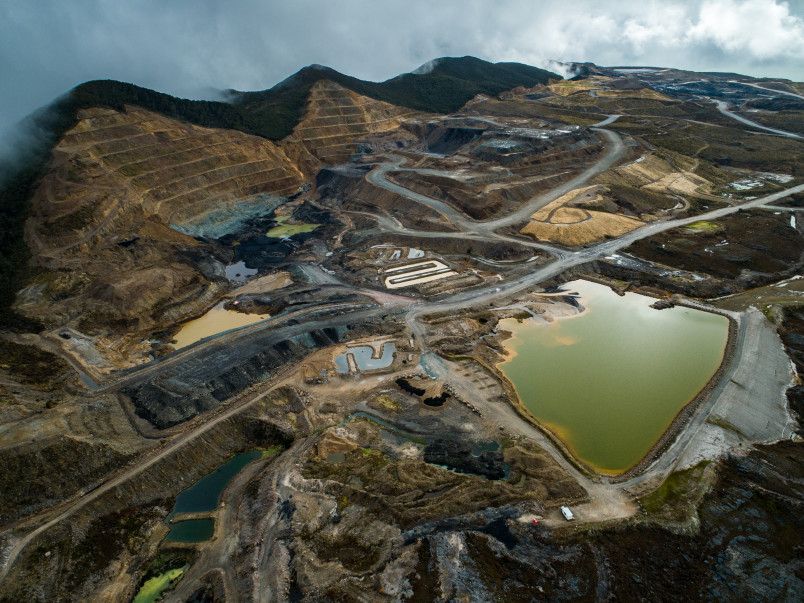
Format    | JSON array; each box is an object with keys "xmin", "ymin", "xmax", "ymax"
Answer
[
  {"xmin": 280, "ymin": 80, "xmax": 420, "ymax": 172},
  {"xmin": 17, "ymin": 82, "xmax": 417, "ymax": 336},
  {"xmin": 19, "ymin": 106, "xmax": 306, "ymax": 333}
]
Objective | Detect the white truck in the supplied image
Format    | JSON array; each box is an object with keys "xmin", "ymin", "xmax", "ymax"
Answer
[{"xmin": 560, "ymin": 505, "xmax": 574, "ymax": 521}]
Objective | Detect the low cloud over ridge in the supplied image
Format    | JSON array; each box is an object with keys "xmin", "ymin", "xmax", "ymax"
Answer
[{"xmin": 1, "ymin": 0, "xmax": 803, "ymax": 136}]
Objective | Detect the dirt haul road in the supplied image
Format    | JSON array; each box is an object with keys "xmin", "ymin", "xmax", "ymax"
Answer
[
  {"xmin": 712, "ymin": 99, "xmax": 804, "ymax": 140},
  {"xmin": 367, "ymin": 126, "xmax": 627, "ymax": 233},
  {"xmin": 3, "ymin": 122, "xmax": 803, "ymax": 582}
]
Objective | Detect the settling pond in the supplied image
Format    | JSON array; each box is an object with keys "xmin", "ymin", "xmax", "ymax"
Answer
[
  {"xmin": 334, "ymin": 342, "xmax": 396, "ymax": 373},
  {"xmin": 166, "ymin": 449, "xmax": 274, "ymax": 542},
  {"xmin": 171, "ymin": 302, "xmax": 269, "ymax": 350},
  {"xmin": 497, "ymin": 280, "xmax": 729, "ymax": 474}
]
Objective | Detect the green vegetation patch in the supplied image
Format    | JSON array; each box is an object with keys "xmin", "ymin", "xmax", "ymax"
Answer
[
  {"xmin": 260, "ymin": 444, "xmax": 285, "ymax": 457},
  {"xmin": 683, "ymin": 220, "xmax": 721, "ymax": 233},
  {"xmin": 239, "ymin": 56, "xmax": 558, "ymax": 133},
  {"xmin": 0, "ymin": 339, "xmax": 70, "ymax": 388},
  {"xmin": 640, "ymin": 461, "xmax": 711, "ymax": 520},
  {"xmin": 371, "ymin": 394, "xmax": 402, "ymax": 413}
]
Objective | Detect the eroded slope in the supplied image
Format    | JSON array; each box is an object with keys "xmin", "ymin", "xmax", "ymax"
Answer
[
  {"xmin": 20, "ymin": 106, "xmax": 306, "ymax": 335},
  {"xmin": 280, "ymin": 80, "xmax": 421, "ymax": 171}
]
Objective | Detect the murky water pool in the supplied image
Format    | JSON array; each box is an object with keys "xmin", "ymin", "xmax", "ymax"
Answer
[
  {"xmin": 334, "ymin": 343, "xmax": 396, "ymax": 373},
  {"xmin": 497, "ymin": 280, "xmax": 729, "ymax": 474},
  {"xmin": 171, "ymin": 302, "xmax": 269, "ymax": 350}
]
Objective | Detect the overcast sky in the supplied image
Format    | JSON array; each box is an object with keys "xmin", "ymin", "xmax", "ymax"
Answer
[{"xmin": 2, "ymin": 0, "xmax": 804, "ymax": 135}]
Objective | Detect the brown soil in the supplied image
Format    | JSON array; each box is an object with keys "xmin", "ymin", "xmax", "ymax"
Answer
[{"xmin": 521, "ymin": 186, "xmax": 644, "ymax": 246}]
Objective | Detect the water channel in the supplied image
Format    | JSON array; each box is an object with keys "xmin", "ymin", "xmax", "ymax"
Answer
[{"xmin": 497, "ymin": 280, "xmax": 729, "ymax": 474}]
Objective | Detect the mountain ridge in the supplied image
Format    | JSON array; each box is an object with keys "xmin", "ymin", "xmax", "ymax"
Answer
[{"xmin": 0, "ymin": 55, "xmax": 560, "ymax": 327}]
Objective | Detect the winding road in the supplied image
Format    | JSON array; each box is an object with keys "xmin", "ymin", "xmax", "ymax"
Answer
[
  {"xmin": 367, "ymin": 127, "xmax": 627, "ymax": 233},
  {"xmin": 3, "ymin": 113, "xmax": 804, "ymax": 586},
  {"xmin": 728, "ymin": 80, "xmax": 804, "ymax": 102},
  {"xmin": 712, "ymin": 99, "xmax": 804, "ymax": 140}
]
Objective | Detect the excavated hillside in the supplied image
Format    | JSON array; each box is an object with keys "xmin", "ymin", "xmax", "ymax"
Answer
[
  {"xmin": 17, "ymin": 106, "xmax": 305, "ymax": 333},
  {"xmin": 16, "ymin": 82, "xmax": 424, "ymax": 338},
  {"xmin": 279, "ymin": 80, "xmax": 422, "ymax": 172}
]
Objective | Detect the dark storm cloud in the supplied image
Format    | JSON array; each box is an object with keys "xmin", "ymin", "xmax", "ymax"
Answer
[{"xmin": 1, "ymin": 0, "xmax": 803, "ymax": 137}]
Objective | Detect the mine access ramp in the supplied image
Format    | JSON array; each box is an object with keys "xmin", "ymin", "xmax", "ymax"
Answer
[{"xmin": 560, "ymin": 506, "xmax": 575, "ymax": 521}]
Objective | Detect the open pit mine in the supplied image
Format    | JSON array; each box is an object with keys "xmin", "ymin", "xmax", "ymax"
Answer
[{"xmin": 0, "ymin": 57, "xmax": 803, "ymax": 601}]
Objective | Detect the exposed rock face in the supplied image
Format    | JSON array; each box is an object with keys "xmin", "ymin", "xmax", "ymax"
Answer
[
  {"xmin": 20, "ymin": 106, "xmax": 306, "ymax": 332},
  {"xmin": 314, "ymin": 163, "xmax": 372, "ymax": 201},
  {"xmin": 424, "ymin": 439, "xmax": 506, "ymax": 480},
  {"xmin": 425, "ymin": 125, "xmax": 485, "ymax": 154},
  {"xmin": 18, "ymin": 83, "xmax": 418, "ymax": 336}
]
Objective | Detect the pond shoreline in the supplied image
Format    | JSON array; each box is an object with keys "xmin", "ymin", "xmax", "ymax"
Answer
[
  {"xmin": 611, "ymin": 306, "xmax": 738, "ymax": 482},
  {"xmin": 492, "ymin": 278, "xmax": 737, "ymax": 479}
]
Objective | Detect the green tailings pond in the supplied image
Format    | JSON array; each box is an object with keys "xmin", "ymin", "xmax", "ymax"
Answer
[
  {"xmin": 497, "ymin": 280, "xmax": 729, "ymax": 474},
  {"xmin": 171, "ymin": 302, "xmax": 269, "ymax": 350},
  {"xmin": 132, "ymin": 564, "xmax": 189, "ymax": 603},
  {"xmin": 266, "ymin": 215, "xmax": 320, "ymax": 238},
  {"xmin": 166, "ymin": 449, "xmax": 277, "ymax": 542}
]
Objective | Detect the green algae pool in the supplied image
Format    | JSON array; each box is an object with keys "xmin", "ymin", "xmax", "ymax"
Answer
[
  {"xmin": 497, "ymin": 280, "xmax": 729, "ymax": 474},
  {"xmin": 266, "ymin": 215, "xmax": 320, "ymax": 238},
  {"xmin": 132, "ymin": 564, "xmax": 189, "ymax": 603}
]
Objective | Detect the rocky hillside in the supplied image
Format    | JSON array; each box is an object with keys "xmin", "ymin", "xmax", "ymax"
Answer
[
  {"xmin": 18, "ymin": 105, "xmax": 306, "ymax": 333},
  {"xmin": 0, "ymin": 56, "xmax": 560, "ymax": 332},
  {"xmin": 280, "ymin": 80, "xmax": 421, "ymax": 171}
]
